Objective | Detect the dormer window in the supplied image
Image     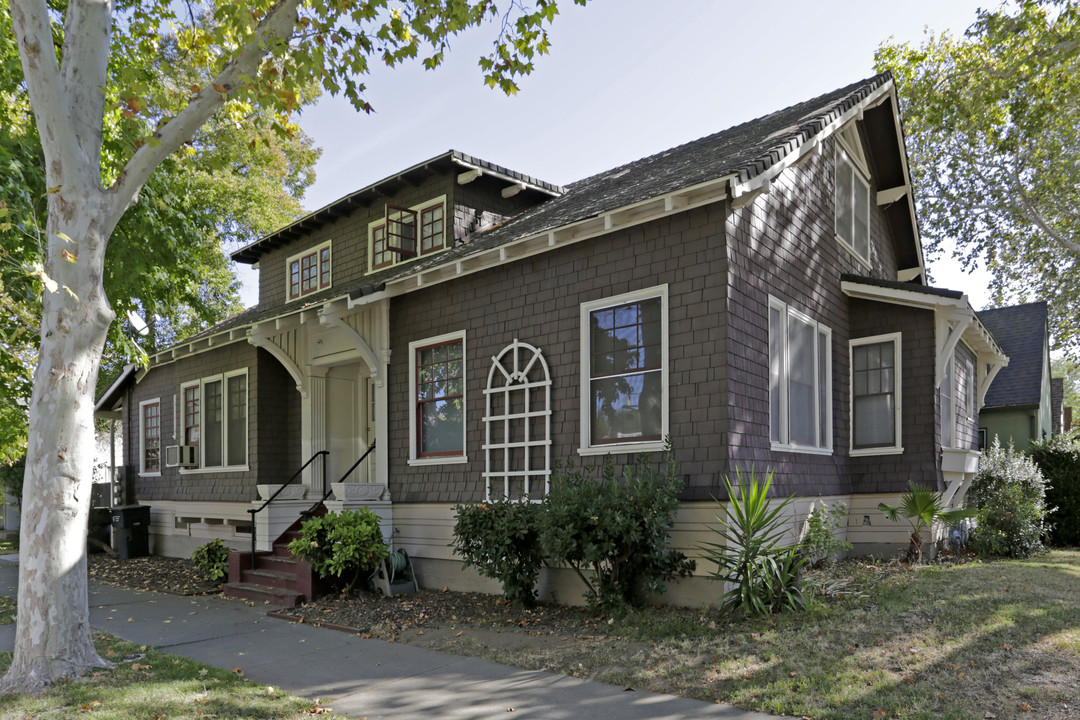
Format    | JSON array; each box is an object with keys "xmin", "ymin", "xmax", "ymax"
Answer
[
  {"xmin": 834, "ymin": 128, "xmax": 871, "ymax": 266},
  {"xmin": 287, "ymin": 240, "xmax": 332, "ymax": 301},
  {"xmin": 370, "ymin": 196, "xmax": 446, "ymax": 271}
]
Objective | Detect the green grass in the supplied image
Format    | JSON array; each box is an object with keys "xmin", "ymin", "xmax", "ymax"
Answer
[
  {"xmin": 0, "ymin": 537, "xmax": 17, "ymax": 555},
  {"xmin": 0, "ymin": 596, "xmax": 14, "ymax": 626},
  {"xmin": 423, "ymin": 551, "xmax": 1080, "ymax": 720},
  {"xmin": 0, "ymin": 633, "xmax": 345, "ymax": 719}
]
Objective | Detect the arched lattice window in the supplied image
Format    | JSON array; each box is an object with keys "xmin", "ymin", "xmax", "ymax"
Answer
[{"xmin": 483, "ymin": 339, "xmax": 551, "ymax": 501}]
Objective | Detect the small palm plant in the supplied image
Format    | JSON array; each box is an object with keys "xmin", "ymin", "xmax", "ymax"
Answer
[
  {"xmin": 878, "ymin": 485, "xmax": 977, "ymax": 563},
  {"xmin": 701, "ymin": 468, "xmax": 806, "ymax": 616}
]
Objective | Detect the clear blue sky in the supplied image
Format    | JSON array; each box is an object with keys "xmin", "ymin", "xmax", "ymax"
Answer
[{"xmin": 237, "ymin": 0, "xmax": 999, "ymax": 306}]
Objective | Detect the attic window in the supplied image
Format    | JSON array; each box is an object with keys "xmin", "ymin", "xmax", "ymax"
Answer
[
  {"xmin": 834, "ymin": 144, "xmax": 870, "ymax": 265},
  {"xmin": 287, "ymin": 240, "xmax": 332, "ymax": 302},
  {"xmin": 370, "ymin": 196, "xmax": 447, "ymax": 271}
]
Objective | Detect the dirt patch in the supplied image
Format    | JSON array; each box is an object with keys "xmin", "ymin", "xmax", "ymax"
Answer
[{"xmin": 87, "ymin": 553, "xmax": 221, "ymax": 596}]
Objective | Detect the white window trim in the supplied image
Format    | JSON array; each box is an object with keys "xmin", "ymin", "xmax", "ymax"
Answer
[
  {"xmin": 138, "ymin": 397, "xmax": 162, "ymax": 477},
  {"xmin": 834, "ymin": 143, "xmax": 872, "ymax": 269},
  {"xmin": 579, "ymin": 284, "xmax": 669, "ymax": 456},
  {"xmin": 178, "ymin": 369, "xmax": 250, "ymax": 474},
  {"xmin": 941, "ymin": 356, "xmax": 955, "ymax": 449},
  {"xmin": 285, "ymin": 239, "xmax": 333, "ymax": 303},
  {"xmin": 408, "ymin": 329, "xmax": 468, "ymax": 466},
  {"xmin": 961, "ymin": 351, "xmax": 976, "ymax": 421},
  {"xmin": 769, "ymin": 296, "xmax": 833, "ymax": 455},
  {"xmin": 367, "ymin": 194, "xmax": 448, "ymax": 274},
  {"xmin": 849, "ymin": 332, "xmax": 904, "ymax": 457}
]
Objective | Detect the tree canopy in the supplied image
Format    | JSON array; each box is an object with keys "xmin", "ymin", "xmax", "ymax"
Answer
[{"xmin": 876, "ymin": 0, "xmax": 1080, "ymax": 355}]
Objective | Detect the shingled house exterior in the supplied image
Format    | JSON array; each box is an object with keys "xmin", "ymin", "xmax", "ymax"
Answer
[{"xmin": 96, "ymin": 73, "xmax": 1008, "ymax": 605}]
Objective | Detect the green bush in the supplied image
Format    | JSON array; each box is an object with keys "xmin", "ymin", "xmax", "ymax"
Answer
[
  {"xmin": 0, "ymin": 456, "xmax": 25, "ymax": 508},
  {"xmin": 801, "ymin": 500, "xmax": 851, "ymax": 568},
  {"xmin": 701, "ymin": 469, "xmax": 806, "ymax": 616},
  {"xmin": 288, "ymin": 508, "xmax": 389, "ymax": 590},
  {"xmin": 1027, "ymin": 432, "xmax": 1080, "ymax": 546},
  {"xmin": 540, "ymin": 446, "xmax": 694, "ymax": 614},
  {"xmin": 967, "ymin": 439, "xmax": 1051, "ymax": 558},
  {"xmin": 452, "ymin": 499, "xmax": 545, "ymax": 606},
  {"xmin": 879, "ymin": 485, "xmax": 977, "ymax": 564},
  {"xmin": 191, "ymin": 539, "xmax": 230, "ymax": 583}
]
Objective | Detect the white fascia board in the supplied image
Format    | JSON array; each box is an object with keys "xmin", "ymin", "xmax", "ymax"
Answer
[
  {"xmin": 383, "ymin": 175, "xmax": 734, "ymax": 299},
  {"xmin": 94, "ymin": 363, "xmax": 137, "ymax": 414},
  {"xmin": 451, "ymin": 158, "xmax": 563, "ymax": 197},
  {"xmin": 728, "ymin": 81, "xmax": 892, "ymax": 202},
  {"xmin": 841, "ymin": 280, "xmax": 967, "ymax": 312}
]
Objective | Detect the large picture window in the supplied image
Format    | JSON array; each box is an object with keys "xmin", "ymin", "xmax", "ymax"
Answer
[
  {"xmin": 850, "ymin": 334, "xmax": 902, "ymax": 454},
  {"xmin": 179, "ymin": 369, "xmax": 248, "ymax": 470},
  {"xmin": 834, "ymin": 145, "xmax": 870, "ymax": 265},
  {"xmin": 139, "ymin": 399, "xmax": 161, "ymax": 475},
  {"xmin": 580, "ymin": 285, "xmax": 668, "ymax": 454},
  {"xmin": 286, "ymin": 241, "xmax": 332, "ymax": 301},
  {"xmin": 408, "ymin": 331, "xmax": 466, "ymax": 464},
  {"xmin": 769, "ymin": 297, "xmax": 832, "ymax": 453}
]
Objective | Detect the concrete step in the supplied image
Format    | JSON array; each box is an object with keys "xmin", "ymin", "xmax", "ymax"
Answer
[
  {"xmin": 241, "ymin": 568, "xmax": 299, "ymax": 591},
  {"xmin": 223, "ymin": 582, "xmax": 304, "ymax": 608}
]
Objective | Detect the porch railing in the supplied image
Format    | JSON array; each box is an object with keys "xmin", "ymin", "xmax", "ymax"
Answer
[
  {"xmin": 247, "ymin": 450, "xmax": 328, "ymax": 569},
  {"xmin": 303, "ymin": 440, "xmax": 377, "ymax": 518}
]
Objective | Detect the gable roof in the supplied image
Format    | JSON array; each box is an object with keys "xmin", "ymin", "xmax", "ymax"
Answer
[
  {"xmin": 977, "ymin": 302, "xmax": 1049, "ymax": 408},
  {"xmin": 154, "ymin": 72, "xmax": 922, "ymax": 362}
]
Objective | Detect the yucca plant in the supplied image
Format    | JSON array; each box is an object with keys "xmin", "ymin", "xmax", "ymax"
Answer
[
  {"xmin": 701, "ymin": 468, "xmax": 805, "ymax": 616},
  {"xmin": 878, "ymin": 485, "xmax": 977, "ymax": 563}
]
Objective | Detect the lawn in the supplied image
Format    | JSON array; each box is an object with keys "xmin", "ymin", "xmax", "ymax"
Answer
[
  {"xmin": 0, "ymin": 616, "xmax": 344, "ymax": 719},
  {"xmin": 399, "ymin": 551, "xmax": 1080, "ymax": 720}
]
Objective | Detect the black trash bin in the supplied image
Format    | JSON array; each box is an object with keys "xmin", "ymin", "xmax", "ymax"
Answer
[
  {"xmin": 111, "ymin": 504, "xmax": 150, "ymax": 559},
  {"xmin": 88, "ymin": 507, "xmax": 111, "ymax": 554}
]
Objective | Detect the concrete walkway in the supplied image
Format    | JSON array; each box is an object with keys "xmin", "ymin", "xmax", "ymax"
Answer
[{"xmin": 0, "ymin": 559, "xmax": 782, "ymax": 719}]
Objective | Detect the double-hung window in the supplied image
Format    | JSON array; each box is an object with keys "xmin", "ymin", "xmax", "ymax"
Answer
[
  {"xmin": 769, "ymin": 297, "xmax": 832, "ymax": 453},
  {"xmin": 941, "ymin": 357, "xmax": 955, "ymax": 449},
  {"xmin": 370, "ymin": 197, "xmax": 446, "ymax": 271},
  {"xmin": 580, "ymin": 285, "xmax": 668, "ymax": 454},
  {"xmin": 834, "ymin": 142, "xmax": 871, "ymax": 265},
  {"xmin": 850, "ymin": 333, "xmax": 902, "ymax": 454},
  {"xmin": 408, "ymin": 331, "xmax": 466, "ymax": 464},
  {"xmin": 287, "ymin": 240, "xmax": 332, "ymax": 301},
  {"xmin": 139, "ymin": 399, "xmax": 161, "ymax": 475},
  {"xmin": 179, "ymin": 369, "xmax": 248, "ymax": 470}
]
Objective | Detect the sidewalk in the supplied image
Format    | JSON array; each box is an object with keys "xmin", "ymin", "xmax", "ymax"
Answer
[{"xmin": 0, "ymin": 559, "xmax": 782, "ymax": 720}]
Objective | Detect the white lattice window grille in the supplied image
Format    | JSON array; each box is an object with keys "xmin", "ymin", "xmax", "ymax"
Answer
[{"xmin": 483, "ymin": 339, "xmax": 552, "ymax": 501}]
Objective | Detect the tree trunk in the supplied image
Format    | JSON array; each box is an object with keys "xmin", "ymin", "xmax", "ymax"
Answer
[{"xmin": 0, "ymin": 191, "xmax": 116, "ymax": 694}]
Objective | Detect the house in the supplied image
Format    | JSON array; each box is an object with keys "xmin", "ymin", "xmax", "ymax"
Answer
[
  {"xmin": 976, "ymin": 302, "xmax": 1053, "ymax": 451},
  {"xmin": 95, "ymin": 72, "xmax": 1009, "ymax": 605}
]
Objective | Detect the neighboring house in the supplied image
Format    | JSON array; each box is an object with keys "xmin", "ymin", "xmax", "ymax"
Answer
[
  {"xmin": 1051, "ymin": 377, "xmax": 1064, "ymax": 436},
  {"xmin": 96, "ymin": 72, "xmax": 1009, "ymax": 605},
  {"xmin": 976, "ymin": 302, "xmax": 1053, "ymax": 451}
]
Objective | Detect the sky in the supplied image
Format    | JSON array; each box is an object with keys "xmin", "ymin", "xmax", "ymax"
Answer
[{"xmin": 236, "ymin": 0, "xmax": 1001, "ymax": 308}]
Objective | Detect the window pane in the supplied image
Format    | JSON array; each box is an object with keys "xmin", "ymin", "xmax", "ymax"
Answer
[
  {"xmin": 787, "ymin": 317, "xmax": 816, "ymax": 446},
  {"xmin": 416, "ymin": 340, "xmax": 464, "ymax": 456},
  {"xmin": 852, "ymin": 341, "xmax": 896, "ymax": 449},
  {"xmin": 591, "ymin": 370, "xmax": 661, "ymax": 444},
  {"xmin": 941, "ymin": 358, "xmax": 955, "ymax": 448},
  {"xmin": 420, "ymin": 398, "xmax": 463, "ymax": 454},
  {"xmin": 855, "ymin": 395, "xmax": 894, "ymax": 447},
  {"xmin": 835, "ymin": 156, "xmax": 853, "ymax": 242},
  {"xmin": 184, "ymin": 386, "xmax": 200, "ymax": 446},
  {"xmin": 227, "ymin": 374, "xmax": 247, "ymax": 467},
  {"xmin": 204, "ymin": 380, "xmax": 222, "ymax": 467},
  {"xmin": 143, "ymin": 403, "xmax": 160, "ymax": 472},
  {"xmin": 769, "ymin": 305, "xmax": 783, "ymax": 444},
  {"xmin": 854, "ymin": 177, "xmax": 870, "ymax": 260},
  {"xmin": 818, "ymin": 330, "xmax": 829, "ymax": 448}
]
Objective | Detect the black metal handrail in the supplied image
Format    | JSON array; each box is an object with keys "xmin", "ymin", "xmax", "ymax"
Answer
[
  {"xmin": 248, "ymin": 450, "xmax": 328, "ymax": 568},
  {"xmin": 303, "ymin": 440, "xmax": 377, "ymax": 518}
]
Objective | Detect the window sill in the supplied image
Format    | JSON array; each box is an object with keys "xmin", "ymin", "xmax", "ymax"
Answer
[
  {"xmin": 835, "ymin": 235, "xmax": 871, "ymax": 270},
  {"xmin": 578, "ymin": 440, "xmax": 668, "ymax": 457},
  {"xmin": 179, "ymin": 465, "xmax": 250, "ymax": 475},
  {"xmin": 770, "ymin": 443, "xmax": 834, "ymax": 456},
  {"xmin": 408, "ymin": 455, "xmax": 468, "ymax": 467},
  {"xmin": 850, "ymin": 446, "xmax": 904, "ymax": 457}
]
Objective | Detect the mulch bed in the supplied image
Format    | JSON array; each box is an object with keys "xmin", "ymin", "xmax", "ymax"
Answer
[{"xmin": 87, "ymin": 553, "xmax": 222, "ymax": 596}]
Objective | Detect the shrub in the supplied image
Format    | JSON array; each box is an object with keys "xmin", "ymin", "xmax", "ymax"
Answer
[
  {"xmin": 801, "ymin": 500, "xmax": 852, "ymax": 568},
  {"xmin": 0, "ymin": 456, "xmax": 25, "ymax": 508},
  {"xmin": 540, "ymin": 446, "xmax": 694, "ymax": 614},
  {"xmin": 191, "ymin": 539, "xmax": 230, "ymax": 583},
  {"xmin": 288, "ymin": 508, "xmax": 389, "ymax": 590},
  {"xmin": 451, "ymin": 499, "xmax": 545, "ymax": 606},
  {"xmin": 1027, "ymin": 432, "xmax": 1080, "ymax": 546},
  {"xmin": 879, "ymin": 485, "xmax": 976, "ymax": 564},
  {"xmin": 701, "ymin": 468, "xmax": 806, "ymax": 616},
  {"xmin": 967, "ymin": 439, "xmax": 1050, "ymax": 558}
]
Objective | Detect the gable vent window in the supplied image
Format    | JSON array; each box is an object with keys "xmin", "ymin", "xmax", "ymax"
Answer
[
  {"xmin": 370, "ymin": 196, "xmax": 447, "ymax": 271},
  {"xmin": 287, "ymin": 240, "xmax": 332, "ymax": 301},
  {"xmin": 834, "ymin": 143, "xmax": 871, "ymax": 265}
]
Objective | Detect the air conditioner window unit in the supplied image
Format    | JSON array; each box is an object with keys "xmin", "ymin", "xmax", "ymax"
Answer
[{"xmin": 164, "ymin": 444, "xmax": 198, "ymax": 468}]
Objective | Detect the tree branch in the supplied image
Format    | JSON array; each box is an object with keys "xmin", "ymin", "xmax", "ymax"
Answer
[
  {"xmin": 60, "ymin": 0, "xmax": 113, "ymax": 182},
  {"xmin": 1010, "ymin": 171, "xmax": 1080, "ymax": 255},
  {"xmin": 108, "ymin": 0, "xmax": 302, "ymax": 223},
  {"xmin": 10, "ymin": 0, "xmax": 82, "ymax": 189}
]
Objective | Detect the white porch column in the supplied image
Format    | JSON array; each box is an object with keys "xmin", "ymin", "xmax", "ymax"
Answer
[
  {"xmin": 304, "ymin": 369, "xmax": 329, "ymax": 494},
  {"xmin": 374, "ymin": 373, "xmax": 389, "ymax": 487}
]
